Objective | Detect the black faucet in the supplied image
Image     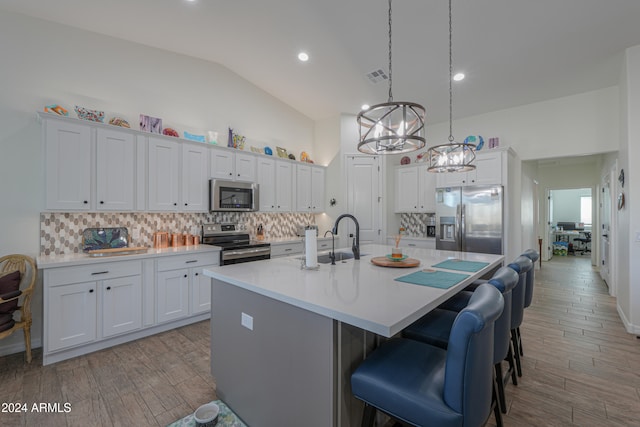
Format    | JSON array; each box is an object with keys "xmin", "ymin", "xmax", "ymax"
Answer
[
  {"xmin": 323, "ymin": 230, "xmax": 336, "ymax": 265},
  {"xmin": 332, "ymin": 214, "xmax": 360, "ymax": 260}
]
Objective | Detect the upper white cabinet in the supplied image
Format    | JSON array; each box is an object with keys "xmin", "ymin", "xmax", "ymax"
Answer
[
  {"xmin": 181, "ymin": 143, "xmax": 209, "ymax": 211},
  {"xmin": 44, "ymin": 119, "xmax": 92, "ymax": 210},
  {"xmin": 257, "ymin": 157, "xmax": 293, "ymax": 212},
  {"xmin": 210, "ymin": 147, "xmax": 256, "ymax": 182},
  {"xmin": 395, "ymin": 165, "xmax": 436, "ymax": 213},
  {"xmin": 296, "ymin": 164, "xmax": 325, "ymax": 213},
  {"xmin": 436, "ymin": 150, "xmax": 503, "ymax": 187},
  {"xmin": 148, "ymin": 137, "xmax": 181, "ymax": 211},
  {"xmin": 96, "ymin": 128, "xmax": 135, "ymax": 211}
]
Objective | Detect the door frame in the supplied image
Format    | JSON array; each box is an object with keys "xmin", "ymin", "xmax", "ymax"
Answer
[{"xmin": 600, "ymin": 162, "xmax": 617, "ymax": 296}]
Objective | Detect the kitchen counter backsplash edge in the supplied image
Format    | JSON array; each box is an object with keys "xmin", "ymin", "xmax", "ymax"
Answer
[{"xmin": 40, "ymin": 211, "xmax": 316, "ymax": 256}]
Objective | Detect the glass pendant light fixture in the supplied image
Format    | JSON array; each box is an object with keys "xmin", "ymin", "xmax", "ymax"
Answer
[
  {"xmin": 357, "ymin": 0, "xmax": 426, "ymax": 155},
  {"xmin": 427, "ymin": 0, "xmax": 476, "ymax": 173}
]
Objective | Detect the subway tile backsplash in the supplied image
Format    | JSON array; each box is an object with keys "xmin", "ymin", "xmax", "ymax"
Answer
[{"xmin": 40, "ymin": 212, "xmax": 316, "ymax": 255}]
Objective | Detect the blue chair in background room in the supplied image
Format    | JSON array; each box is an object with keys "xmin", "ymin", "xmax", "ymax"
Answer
[
  {"xmin": 351, "ymin": 284, "xmax": 504, "ymax": 427},
  {"xmin": 404, "ymin": 267, "xmax": 519, "ymax": 419},
  {"xmin": 506, "ymin": 255, "xmax": 533, "ymax": 377}
]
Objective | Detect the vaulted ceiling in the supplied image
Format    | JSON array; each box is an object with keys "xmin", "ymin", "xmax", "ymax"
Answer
[{"xmin": 2, "ymin": 0, "xmax": 640, "ymax": 124}]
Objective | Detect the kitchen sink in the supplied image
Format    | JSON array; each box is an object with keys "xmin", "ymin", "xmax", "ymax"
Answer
[{"xmin": 317, "ymin": 251, "xmax": 363, "ymax": 264}]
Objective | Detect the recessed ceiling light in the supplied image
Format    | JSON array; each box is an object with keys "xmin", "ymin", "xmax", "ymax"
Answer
[
  {"xmin": 298, "ymin": 52, "xmax": 309, "ymax": 62},
  {"xmin": 453, "ymin": 72, "xmax": 465, "ymax": 81},
  {"xmin": 361, "ymin": 104, "xmax": 370, "ymax": 111}
]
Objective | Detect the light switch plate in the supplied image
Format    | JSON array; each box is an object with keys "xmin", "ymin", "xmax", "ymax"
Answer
[{"xmin": 241, "ymin": 312, "xmax": 253, "ymax": 330}]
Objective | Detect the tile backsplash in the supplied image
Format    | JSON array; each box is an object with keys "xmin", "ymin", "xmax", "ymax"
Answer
[
  {"xmin": 40, "ymin": 212, "xmax": 316, "ymax": 255},
  {"xmin": 399, "ymin": 213, "xmax": 435, "ymax": 237}
]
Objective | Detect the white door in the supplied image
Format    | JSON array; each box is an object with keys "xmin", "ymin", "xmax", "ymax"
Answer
[
  {"xmin": 275, "ymin": 160, "xmax": 294, "ymax": 211},
  {"xmin": 395, "ymin": 166, "xmax": 419, "ymax": 213},
  {"xmin": 235, "ymin": 153, "xmax": 257, "ymax": 182},
  {"xmin": 296, "ymin": 164, "xmax": 312, "ymax": 212},
  {"xmin": 600, "ymin": 166, "xmax": 615, "ymax": 294},
  {"xmin": 257, "ymin": 157, "xmax": 277, "ymax": 211},
  {"xmin": 148, "ymin": 137, "xmax": 180, "ymax": 211},
  {"xmin": 47, "ymin": 282, "xmax": 97, "ymax": 352},
  {"xmin": 157, "ymin": 269, "xmax": 190, "ymax": 323},
  {"xmin": 190, "ymin": 266, "xmax": 214, "ymax": 315},
  {"xmin": 102, "ymin": 275, "xmax": 142, "ymax": 338},
  {"xmin": 345, "ymin": 155, "xmax": 381, "ymax": 245},
  {"xmin": 96, "ymin": 129, "xmax": 135, "ymax": 211},
  {"xmin": 310, "ymin": 166, "xmax": 325, "ymax": 212},
  {"xmin": 210, "ymin": 147, "xmax": 235, "ymax": 179}
]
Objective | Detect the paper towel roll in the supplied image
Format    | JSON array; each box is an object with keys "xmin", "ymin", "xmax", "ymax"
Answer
[{"xmin": 305, "ymin": 229, "xmax": 318, "ymax": 268}]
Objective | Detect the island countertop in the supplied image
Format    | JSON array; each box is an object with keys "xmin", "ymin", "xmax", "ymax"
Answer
[{"xmin": 203, "ymin": 244, "xmax": 503, "ymax": 337}]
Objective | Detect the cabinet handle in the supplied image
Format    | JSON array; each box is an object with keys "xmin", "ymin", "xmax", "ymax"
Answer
[
  {"xmin": 284, "ymin": 248, "xmax": 292, "ymax": 252},
  {"xmin": 89, "ymin": 289, "xmax": 94, "ymax": 293},
  {"xmin": 185, "ymin": 203, "xmax": 188, "ymax": 206},
  {"xmin": 408, "ymin": 244, "xmax": 417, "ymax": 247},
  {"xmin": 106, "ymin": 286, "xmax": 111, "ymax": 290},
  {"xmin": 100, "ymin": 201, "xmax": 104, "ymax": 204},
  {"xmin": 91, "ymin": 271, "xmax": 109, "ymax": 275},
  {"xmin": 173, "ymin": 202, "xmax": 178, "ymax": 206},
  {"xmin": 184, "ymin": 274, "xmax": 188, "ymax": 278},
  {"xmin": 195, "ymin": 272, "xmax": 199, "ymax": 276},
  {"xmin": 229, "ymin": 172, "xmax": 232, "ymax": 176},
  {"xmin": 185, "ymin": 260, "xmax": 198, "ymax": 264},
  {"xmin": 83, "ymin": 200, "xmax": 88, "ymax": 204}
]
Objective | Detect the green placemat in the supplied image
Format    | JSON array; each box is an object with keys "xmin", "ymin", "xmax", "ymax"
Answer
[
  {"xmin": 432, "ymin": 259, "xmax": 489, "ymax": 273},
  {"xmin": 395, "ymin": 270, "xmax": 470, "ymax": 289},
  {"xmin": 167, "ymin": 400, "xmax": 247, "ymax": 427}
]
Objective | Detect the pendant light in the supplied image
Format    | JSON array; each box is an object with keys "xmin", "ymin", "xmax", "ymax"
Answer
[
  {"xmin": 357, "ymin": 0, "xmax": 426, "ymax": 155},
  {"xmin": 427, "ymin": 0, "xmax": 476, "ymax": 173}
]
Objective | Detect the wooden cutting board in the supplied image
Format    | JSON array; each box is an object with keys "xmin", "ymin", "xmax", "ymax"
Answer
[
  {"xmin": 370, "ymin": 256, "xmax": 421, "ymax": 268},
  {"xmin": 87, "ymin": 246, "xmax": 149, "ymax": 257}
]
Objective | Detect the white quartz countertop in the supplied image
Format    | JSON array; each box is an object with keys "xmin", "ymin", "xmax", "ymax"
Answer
[
  {"xmin": 204, "ymin": 244, "xmax": 503, "ymax": 337},
  {"xmin": 37, "ymin": 244, "xmax": 221, "ymax": 269}
]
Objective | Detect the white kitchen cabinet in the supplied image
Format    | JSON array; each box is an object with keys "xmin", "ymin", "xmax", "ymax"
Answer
[
  {"xmin": 210, "ymin": 147, "xmax": 257, "ymax": 182},
  {"xmin": 44, "ymin": 260, "xmax": 142, "ymax": 353},
  {"xmin": 156, "ymin": 253, "xmax": 218, "ymax": 322},
  {"xmin": 181, "ymin": 143, "xmax": 209, "ymax": 211},
  {"xmin": 44, "ymin": 119, "xmax": 92, "ymax": 210},
  {"xmin": 102, "ymin": 275, "xmax": 142, "ymax": 338},
  {"xmin": 386, "ymin": 237, "xmax": 436, "ymax": 250},
  {"xmin": 96, "ymin": 128, "xmax": 135, "ymax": 211},
  {"xmin": 257, "ymin": 158, "xmax": 293, "ymax": 212},
  {"xmin": 436, "ymin": 150, "xmax": 503, "ymax": 187},
  {"xmin": 271, "ymin": 241, "xmax": 304, "ymax": 258},
  {"xmin": 47, "ymin": 281, "xmax": 97, "ymax": 352},
  {"xmin": 395, "ymin": 165, "xmax": 436, "ymax": 213},
  {"xmin": 148, "ymin": 137, "xmax": 180, "ymax": 211},
  {"xmin": 296, "ymin": 164, "xmax": 326, "ymax": 212}
]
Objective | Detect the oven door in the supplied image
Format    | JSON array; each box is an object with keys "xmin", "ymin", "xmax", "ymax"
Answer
[{"xmin": 221, "ymin": 246, "xmax": 271, "ymax": 265}]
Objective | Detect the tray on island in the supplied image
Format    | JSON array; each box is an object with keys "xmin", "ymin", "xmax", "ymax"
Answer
[{"xmin": 370, "ymin": 256, "xmax": 420, "ymax": 268}]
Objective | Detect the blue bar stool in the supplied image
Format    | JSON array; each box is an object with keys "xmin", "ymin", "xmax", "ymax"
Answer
[
  {"xmin": 404, "ymin": 267, "xmax": 519, "ymax": 418},
  {"xmin": 351, "ymin": 284, "xmax": 504, "ymax": 427},
  {"xmin": 507, "ymin": 255, "xmax": 533, "ymax": 377},
  {"xmin": 520, "ymin": 249, "xmax": 540, "ymax": 357}
]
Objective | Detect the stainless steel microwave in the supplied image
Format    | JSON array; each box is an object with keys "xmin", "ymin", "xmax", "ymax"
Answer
[{"xmin": 209, "ymin": 179, "xmax": 259, "ymax": 212}]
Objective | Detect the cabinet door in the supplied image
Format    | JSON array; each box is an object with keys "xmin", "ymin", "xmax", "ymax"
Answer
[
  {"xmin": 295, "ymin": 164, "xmax": 312, "ymax": 211},
  {"xmin": 469, "ymin": 151, "xmax": 502, "ymax": 185},
  {"xmin": 45, "ymin": 120, "xmax": 92, "ymax": 210},
  {"xmin": 310, "ymin": 166, "xmax": 325, "ymax": 212},
  {"xmin": 275, "ymin": 160, "xmax": 293, "ymax": 211},
  {"xmin": 256, "ymin": 157, "xmax": 277, "ymax": 211},
  {"xmin": 102, "ymin": 275, "xmax": 142, "ymax": 338},
  {"xmin": 47, "ymin": 282, "xmax": 97, "ymax": 352},
  {"xmin": 419, "ymin": 167, "xmax": 437, "ymax": 212},
  {"xmin": 395, "ymin": 166, "xmax": 419, "ymax": 212},
  {"xmin": 436, "ymin": 169, "xmax": 467, "ymax": 188},
  {"xmin": 182, "ymin": 143, "xmax": 209, "ymax": 211},
  {"xmin": 156, "ymin": 268, "xmax": 189, "ymax": 323},
  {"xmin": 148, "ymin": 137, "xmax": 180, "ymax": 211},
  {"xmin": 210, "ymin": 147, "xmax": 235, "ymax": 179},
  {"xmin": 235, "ymin": 152, "xmax": 257, "ymax": 182},
  {"xmin": 96, "ymin": 128, "xmax": 135, "ymax": 211},
  {"xmin": 190, "ymin": 265, "xmax": 215, "ymax": 315}
]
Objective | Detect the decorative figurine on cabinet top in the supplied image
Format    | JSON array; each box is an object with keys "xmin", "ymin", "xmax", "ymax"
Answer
[{"xmin": 75, "ymin": 106, "xmax": 104, "ymax": 122}]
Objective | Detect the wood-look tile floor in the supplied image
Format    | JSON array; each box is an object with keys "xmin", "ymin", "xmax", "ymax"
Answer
[
  {"xmin": 0, "ymin": 321, "xmax": 216, "ymax": 426},
  {"xmin": 486, "ymin": 254, "xmax": 640, "ymax": 427},
  {"xmin": 1, "ymin": 255, "xmax": 639, "ymax": 426}
]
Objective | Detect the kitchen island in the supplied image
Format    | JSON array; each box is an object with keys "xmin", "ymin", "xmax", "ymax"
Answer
[{"xmin": 203, "ymin": 244, "xmax": 503, "ymax": 427}]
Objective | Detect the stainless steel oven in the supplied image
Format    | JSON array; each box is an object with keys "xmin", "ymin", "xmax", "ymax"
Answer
[{"xmin": 202, "ymin": 223, "xmax": 270, "ymax": 265}]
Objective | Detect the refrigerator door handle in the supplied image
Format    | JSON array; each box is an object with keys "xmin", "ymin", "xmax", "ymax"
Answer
[
  {"xmin": 456, "ymin": 204, "xmax": 462, "ymax": 249},
  {"xmin": 460, "ymin": 203, "xmax": 466, "ymax": 251}
]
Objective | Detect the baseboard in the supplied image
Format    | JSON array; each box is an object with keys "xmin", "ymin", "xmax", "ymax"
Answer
[
  {"xmin": 0, "ymin": 338, "xmax": 42, "ymax": 358},
  {"xmin": 617, "ymin": 304, "xmax": 640, "ymax": 335}
]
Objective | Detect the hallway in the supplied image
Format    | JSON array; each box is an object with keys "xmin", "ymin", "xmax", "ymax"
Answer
[{"xmin": 491, "ymin": 255, "xmax": 640, "ymax": 426}]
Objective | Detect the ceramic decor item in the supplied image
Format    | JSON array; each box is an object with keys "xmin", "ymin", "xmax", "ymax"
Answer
[
  {"xmin": 44, "ymin": 104, "xmax": 68, "ymax": 116},
  {"xmin": 163, "ymin": 127, "xmax": 179, "ymax": 137},
  {"xmin": 109, "ymin": 117, "xmax": 131, "ymax": 128},
  {"xmin": 264, "ymin": 146, "xmax": 273, "ymax": 155},
  {"xmin": 82, "ymin": 227, "xmax": 129, "ymax": 252},
  {"xmin": 75, "ymin": 106, "xmax": 104, "ymax": 122},
  {"xmin": 463, "ymin": 135, "xmax": 484, "ymax": 150},
  {"xmin": 276, "ymin": 147, "xmax": 288, "ymax": 158},
  {"xmin": 184, "ymin": 131, "xmax": 205, "ymax": 142},
  {"xmin": 139, "ymin": 114, "xmax": 162, "ymax": 133},
  {"xmin": 400, "ymin": 156, "xmax": 411, "ymax": 165}
]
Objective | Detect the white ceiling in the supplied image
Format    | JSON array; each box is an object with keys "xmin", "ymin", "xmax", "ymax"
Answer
[{"xmin": 2, "ymin": 0, "xmax": 640, "ymax": 124}]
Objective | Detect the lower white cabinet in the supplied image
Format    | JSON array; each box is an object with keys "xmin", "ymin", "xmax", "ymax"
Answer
[
  {"xmin": 42, "ymin": 249, "xmax": 219, "ymax": 365},
  {"xmin": 271, "ymin": 241, "xmax": 304, "ymax": 258},
  {"xmin": 386, "ymin": 237, "xmax": 436, "ymax": 250}
]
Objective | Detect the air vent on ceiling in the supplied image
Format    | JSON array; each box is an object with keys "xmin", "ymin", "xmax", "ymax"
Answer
[{"xmin": 366, "ymin": 68, "xmax": 388, "ymax": 84}]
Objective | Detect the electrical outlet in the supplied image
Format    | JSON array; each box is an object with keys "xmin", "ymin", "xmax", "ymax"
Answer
[
  {"xmin": 241, "ymin": 312, "xmax": 253, "ymax": 330},
  {"xmin": 131, "ymin": 227, "xmax": 140, "ymax": 240}
]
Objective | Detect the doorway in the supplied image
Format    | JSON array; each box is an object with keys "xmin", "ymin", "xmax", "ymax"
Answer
[{"xmin": 546, "ymin": 187, "xmax": 594, "ymax": 262}]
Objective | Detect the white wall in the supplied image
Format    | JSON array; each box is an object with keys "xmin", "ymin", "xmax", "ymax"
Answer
[
  {"xmin": 552, "ymin": 188, "xmax": 592, "ymax": 226},
  {"xmin": 0, "ymin": 11, "xmax": 316, "ymax": 353}
]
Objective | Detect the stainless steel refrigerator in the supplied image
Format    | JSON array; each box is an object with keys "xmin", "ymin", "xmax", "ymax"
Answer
[{"xmin": 435, "ymin": 185, "xmax": 503, "ymax": 254}]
